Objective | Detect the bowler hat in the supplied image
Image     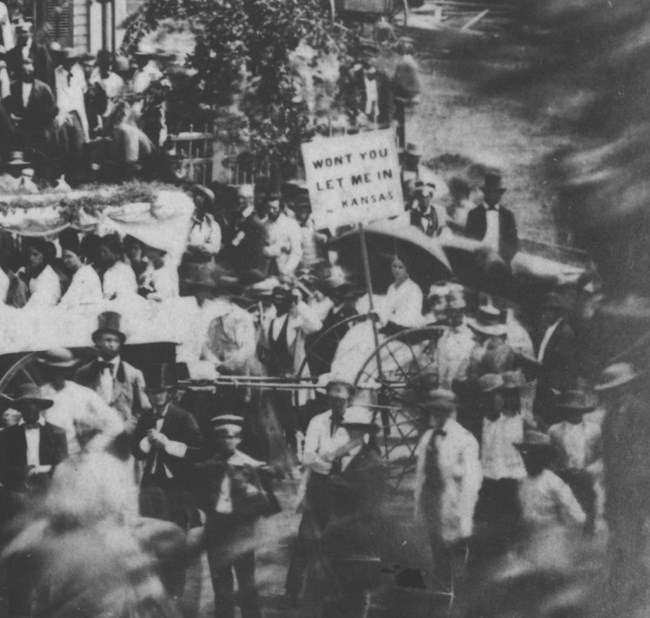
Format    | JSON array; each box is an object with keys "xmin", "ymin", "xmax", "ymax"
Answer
[
  {"xmin": 0, "ymin": 384, "xmax": 53, "ymax": 411},
  {"xmin": 481, "ymin": 171, "xmax": 506, "ymax": 193},
  {"xmin": 594, "ymin": 362, "xmax": 639, "ymax": 392},
  {"xmin": 37, "ymin": 348, "xmax": 78, "ymax": 369},
  {"xmin": 143, "ymin": 363, "xmax": 176, "ymax": 391},
  {"xmin": 92, "ymin": 311, "xmax": 126, "ymax": 345},
  {"xmin": 555, "ymin": 389, "xmax": 596, "ymax": 415}
]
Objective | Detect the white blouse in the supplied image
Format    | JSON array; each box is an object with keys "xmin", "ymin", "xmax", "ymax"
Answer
[
  {"xmin": 59, "ymin": 264, "xmax": 103, "ymax": 308},
  {"xmin": 141, "ymin": 264, "xmax": 179, "ymax": 302},
  {"xmin": 102, "ymin": 261, "xmax": 138, "ymax": 300},
  {"xmin": 24, "ymin": 264, "xmax": 62, "ymax": 308},
  {"xmin": 383, "ymin": 278, "xmax": 424, "ymax": 327}
]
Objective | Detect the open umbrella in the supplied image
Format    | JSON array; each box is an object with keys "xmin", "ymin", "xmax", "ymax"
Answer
[{"xmin": 329, "ymin": 220, "xmax": 452, "ymax": 294}]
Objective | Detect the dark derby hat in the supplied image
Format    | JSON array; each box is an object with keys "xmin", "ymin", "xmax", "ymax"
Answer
[{"xmin": 143, "ymin": 363, "xmax": 177, "ymax": 391}]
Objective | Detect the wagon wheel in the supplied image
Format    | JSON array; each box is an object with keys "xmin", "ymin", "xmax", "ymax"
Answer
[
  {"xmin": 354, "ymin": 326, "xmax": 444, "ymax": 489},
  {"xmin": 324, "ymin": 0, "xmax": 336, "ymax": 22},
  {"xmin": 0, "ymin": 352, "xmax": 41, "ymax": 394},
  {"xmin": 387, "ymin": 0, "xmax": 408, "ymax": 32},
  {"xmin": 296, "ymin": 312, "xmax": 377, "ymax": 381}
]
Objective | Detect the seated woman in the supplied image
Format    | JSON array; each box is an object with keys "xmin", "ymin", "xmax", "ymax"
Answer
[
  {"xmin": 59, "ymin": 232, "xmax": 103, "ymax": 308},
  {"xmin": 123, "ymin": 235, "xmax": 148, "ymax": 285},
  {"xmin": 97, "ymin": 234, "xmax": 138, "ymax": 301},
  {"xmin": 138, "ymin": 241, "xmax": 179, "ymax": 302},
  {"xmin": 19, "ymin": 238, "xmax": 61, "ymax": 308},
  {"xmin": 380, "ymin": 254, "xmax": 424, "ymax": 335}
]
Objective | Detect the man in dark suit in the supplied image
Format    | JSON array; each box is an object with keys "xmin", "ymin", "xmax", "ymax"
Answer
[
  {"xmin": 352, "ymin": 51, "xmax": 394, "ymax": 128},
  {"xmin": 131, "ymin": 363, "xmax": 202, "ymax": 598},
  {"xmin": 0, "ymin": 383, "xmax": 68, "ymax": 492},
  {"xmin": 0, "ymin": 383, "xmax": 68, "ymax": 617},
  {"xmin": 533, "ymin": 293, "xmax": 579, "ymax": 425},
  {"xmin": 466, "ymin": 171, "xmax": 519, "ymax": 264},
  {"xmin": 3, "ymin": 56, "xmax": 57, "ymax": 150}
]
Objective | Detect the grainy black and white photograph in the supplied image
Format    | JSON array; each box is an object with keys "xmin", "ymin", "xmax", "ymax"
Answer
[{"xmin": 0, "ymin": 0, "xmax": 647, "ymax": 616}]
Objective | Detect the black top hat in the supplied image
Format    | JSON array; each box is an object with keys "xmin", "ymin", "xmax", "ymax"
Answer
[
  {"xmin": 481, "ymin": 171, "xmax": 506, "ymax": 193},
  {"xmin": 143, "ymin": 363, "xmax": 176, "ymax": 391},
  {"xmin": 92, "ymin": 311, "xmax": 126, "ymax": 344}
]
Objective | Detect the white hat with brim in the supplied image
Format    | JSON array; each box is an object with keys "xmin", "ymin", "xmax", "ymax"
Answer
[
  {"xmin": 317, "ymin": 372, "xmax": 357, "ymax": 394},
  {"xmin": 594, "ymin": 362, "xmax": 640, "ymax": 392},
  {"xmin": 341, "ymin": 406, "xmax": 379, "ymax": 433},
  {"xmin": 211, "ymin": 414, "xmax": 243, "ymax": 436},
  {"xmin": 466, "ymin": 318, "xmax": 508, "ymax": 337}
]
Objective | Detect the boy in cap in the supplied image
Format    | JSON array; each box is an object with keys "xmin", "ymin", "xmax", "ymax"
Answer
[
  {"xmin": 194, "ymin": 414, "xmax": 278, "ymax": 618},
  {"xmin": 76, "ymin": 311, "xmax": 150, "ymax": 426},
  {"xmin": 515, "ymin": 430, "xmax": 585, "ymax": 532},
  {"xmin": 414, "ymin": 388, "xmax": 482, "ymax": 592}
]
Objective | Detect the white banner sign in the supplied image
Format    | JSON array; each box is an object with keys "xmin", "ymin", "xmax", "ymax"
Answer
[{"xmin": 301, "ymin": 129, "xmax": 404, "ymax": 230}]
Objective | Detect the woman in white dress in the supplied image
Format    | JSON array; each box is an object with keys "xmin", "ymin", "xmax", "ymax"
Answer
[
  {"xmin": 20, "ymin": 238, "xmax": 61, "ymax": 308},
  {"xmin": 380, "ymin": 254, "xmax": 424, "ymax": 334},
  {"xmin": 97, "ymin": 234, "xmax": 138, "ymax": 301},
  {"xmin": 59, "ymin": 232, "xmax": 103, "ymax": 308}
]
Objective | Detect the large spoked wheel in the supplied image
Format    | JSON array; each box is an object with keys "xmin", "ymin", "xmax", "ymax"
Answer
[
  {"xmin": 387, "ymin": 0, "xmax": 409, "ymax": 32},
  {"xmin": 297, "ymin": 312, "xmax": 377, "ymax": 381},
  {"xmin": 0, "ymin": 352, "xmax": 41, "ymax": 394},
  {"xmin": 354, "ymin": 326, "xmax": 444, "ymax": 489}
]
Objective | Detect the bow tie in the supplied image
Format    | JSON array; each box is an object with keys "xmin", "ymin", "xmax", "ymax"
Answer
[
  {"xmin": 98, "ymin": 361, "xmax": 114, "ymax": 373},
  {"xmin": 24, "ymin": 423, "xmax": 40, "ymax": 430},
  {"xmin": 486, "ymin": 205, "xmax": 498, "ymax": 211}
]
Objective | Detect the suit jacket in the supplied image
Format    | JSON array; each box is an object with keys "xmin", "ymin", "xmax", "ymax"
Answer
[
  {"xmin": 228, "ymin": 214, "xmax": 270, "ymax": 282},
  {"xmin": 353, "ymin": 68, "xmax": 394, "ymax": 127},
  {"xmin": 131, "ymin": 404, "xmax": 202, "ymax": 486},
  {"xmin": 0, "ymin": 422, "xmax": 68, "ymax": 491},
  {"xmin": 465, "ymin": 204, "xmax": 519, "ymax": 263},
  {"xmin": 76, "ymin": 358, "xmax": 149, "ymax": 422},
  {"xmin": 3, "ymin": 78, "xmax": 57, "ymax": 137}
]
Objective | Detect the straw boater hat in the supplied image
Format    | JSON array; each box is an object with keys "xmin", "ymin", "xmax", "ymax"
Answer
[
  {"xmin": 467, "ymin": 303, "xmax": 508, "ymax": 337},
  {"xmin": 92, "ymin": 311, "xmax": 126, "ymax": 345},
  {"xmin": 513, "ymin": 429, "xmax": 553, "ymax": 454},
  {"xmin": 594, "ymin": 362, "xmax": 640, "ymax": 392},
  {"xmin": 37, "ymin": 348, "xmax": 78, "ymax": 369},
  {"xmin": 0, "ymin": 384, "xmax": 53, "ymax": 411},
  {"xmin": 341, "ymin": 407, "xmax": 379, "ymax": 433},
  {"xmin": 211, "ymin": 414, "xmax": 244, "ymax": 436},
  {"xmin": 478, "ymin": 373, "xmax": 504, "ymax": 393},
  {"xmin": 554, "ymin": 389, "xmax": 597, "ymax": 416},
  {"xmin": 317, "ymin": 372, "xmax": 357, "ymax": 396}
]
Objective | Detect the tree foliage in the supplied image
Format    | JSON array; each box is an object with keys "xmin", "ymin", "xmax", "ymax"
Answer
[{"xmin": 122, "ymin": 0, "xmax": 354, "ymax": 176}]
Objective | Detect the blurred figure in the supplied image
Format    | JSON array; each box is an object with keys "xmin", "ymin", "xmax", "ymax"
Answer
[
  {"xmin": 131, "ymin": 363, "xmax": 202, "ymax": 598},
  {"xmin": 111, "ymin": 101, "xmax": 154, "ymax": 178},
  {"xmin": 38, "ymin": 348, "xmax": 124, "ymax": 456},
  {"xmin": 194, "ymin": 415, "xmax": 280, "ymax": 618},
  {"xmin": 407, "ymin": 181, "xmax": 446, "ymax": 237},
  {"xmin": 0, "ymin": 0, "xmax": 13, "ymax": 50},
  {"xmin": 294, "ymin": 193, "xmax": 327, "ymax": 278},
  {"xmin": 465, "ymin": 171, "xmax": 519, "ymax": 264},
  {"xmin": 123, "ymin": 234, "xmax": 149, "ymax": 284},
  {"xmin": 391, "ymin": 38, "xmax": 421, "ymax": 148},
  {"xmin": 414, "ymin": 389, "xmax": 481, "ymax": 593},
  {"xmin": 515, "ymin": 430, "xmax": 585, "ymax": 532},
  {"xmin": 89, "ymin": 48, "xmax": 124, "ymax": 123},
  {"xmin": 319, "ymin": 408, "xmax": 386, "ymax": 618},
  {"xmin": 285, "ymin": 377, "xmax": 354, "ymax": 606},
  {"xmin": 139, "ymin": 241, "xmax": 179, "ymax": 301},
  {"xmin": 446, "ymin": 176, "xmax": 473, "ymax": 234},
  {"xmin": 352, "ymin": 48, "xmax": 394, "ymax": 128},
  {"xmin": 423, "ymin": 282, "xmax": 449, "ymax": 325},
  {"xmin": 187, "ymin": 186, "xmax": 222, "ymax": 262},
  {"xmin": 53, "ymin": 47, "xmax": 89, "ymax": 151}
]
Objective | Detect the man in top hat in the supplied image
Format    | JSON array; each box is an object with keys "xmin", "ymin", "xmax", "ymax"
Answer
[
  {"xmin": 414, "ymin": 388, "xmax": 482, "ymax": 592},
  {"xmin": 262, "ymin": 192, "xmax": 303, "ymax": 278},
  {"xmin": 285, "ymin": 376, "xmax": 356, "ymax": 606},
  {"xmin": 194, "ymin": 414, "xmax": 279, "ymax": 618},
  {"xmin": 515, "ymin": 429, "xmax": 585, "ymax": 532},
  {"xmin": 434, "ymin": 286, "xmax": 475, "ymax": 391},
  {"xmin": 320, "ymin": 407, "xmax": 386, "ymax": 618},
  {"xmin": 75, "ymin": 311, "xmax": 150, "ymax": 426},
  {"xmin": 465, "ymin": 171, "xmax": 519, "ymax": 264},
  {"xmin": 0, "ymin": 383, "xmax": 68, "ymax": 492},
  {"xmin": 548, "ymin": 389, "xmax": 601, "ymax": 533},
  {"xmin": 38, "ymin": 348, "xmax": 123, "ymax": 456},
  {"xmin": 131, "ymin": 362, "xmax": 202, "ymax": 596}
]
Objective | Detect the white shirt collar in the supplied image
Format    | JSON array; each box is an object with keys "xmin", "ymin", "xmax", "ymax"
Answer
[
  {"xmin": 19, "ymin": 417, "xmax": 45, "ymax": 427},
  {"xmin": 482, "ymin": 202, "xmax": 500, "ymax": 211}
]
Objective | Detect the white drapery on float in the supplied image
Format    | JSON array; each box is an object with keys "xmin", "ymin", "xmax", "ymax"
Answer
[{"xmin": 0, "ymin": 187, "xmax": 199, "ymax": 353}]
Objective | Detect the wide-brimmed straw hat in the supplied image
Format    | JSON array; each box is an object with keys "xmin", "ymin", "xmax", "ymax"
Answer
[
  {"xmin": 594, "ymin": 362, "xmax": 640, "ymax": 392},
  {"xmin": 36, "ymin": 348, "xmax": 78, "ymax": 369},
  {"xmin": 0, "ymin": 384, "xmax": 54, "ymax": 411}
]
